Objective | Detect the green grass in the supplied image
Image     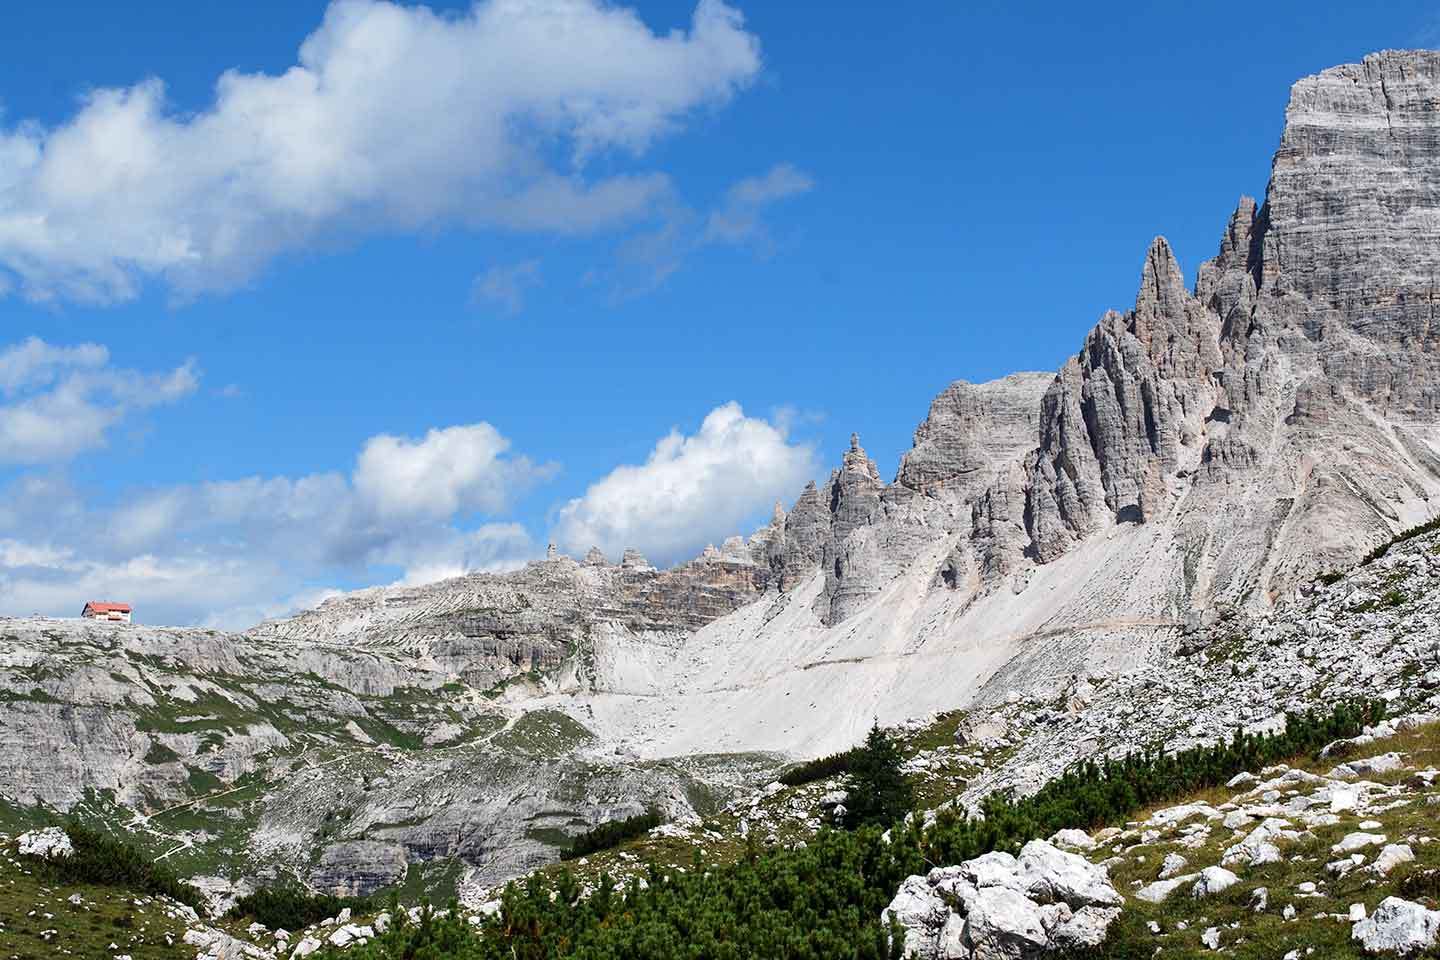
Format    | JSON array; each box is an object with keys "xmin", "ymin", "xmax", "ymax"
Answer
[
  {"xmin": 0, "ymin": 859, "xmax": 192, "ymax": 960},
  {"xmin": 1077, "ymin": 719, "xmax": 1440, "ymax": 958},
  {"xmin": 371, "ymin": 859, "xmax": 467, "ymax": 906},
  {"xmin": 491, "ymin": 711, "xmax": 595, "ymax": 758}
]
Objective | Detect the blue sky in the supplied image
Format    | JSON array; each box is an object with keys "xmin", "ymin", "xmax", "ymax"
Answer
[{"xmin": 1, "ymin": 0, "xmax": 1435, "ymax": 626}]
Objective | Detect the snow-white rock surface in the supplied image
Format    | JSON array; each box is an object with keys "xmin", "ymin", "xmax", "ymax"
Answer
[
  {"xmin": 884, "ymin": 839, "xmax": 1121, "ymax": 958},
  {"xmin": 1352, "ymin": 897, "xmax": 1440, "ymax": 955}
]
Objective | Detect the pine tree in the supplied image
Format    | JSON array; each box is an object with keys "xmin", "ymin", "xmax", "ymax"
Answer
[{"xmin": 842, "ymin": 721, "xmax": 914, "ymax": 829}]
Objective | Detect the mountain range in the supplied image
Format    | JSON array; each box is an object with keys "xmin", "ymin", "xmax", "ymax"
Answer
[{"xmin": 3, "ymin": 48, "xmax": 1440, "ymax": 909}]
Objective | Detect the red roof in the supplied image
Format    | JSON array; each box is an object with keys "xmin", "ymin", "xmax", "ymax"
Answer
[{"xmin": 84, "ymin": 602, "xmax": 131, "ymax": 613}]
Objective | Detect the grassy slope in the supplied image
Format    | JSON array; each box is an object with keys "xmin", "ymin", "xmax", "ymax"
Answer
[
  {"xmin": 1088, "ymin": 720, "xmax": 1440, "ymax": 958},
  {"xmin": 0, "ymin": 853, "xmax": 193, "ymax": 960},
  {"xmin": 0, "ymin": 720, "xmax": 1434, "ymax": 958}
]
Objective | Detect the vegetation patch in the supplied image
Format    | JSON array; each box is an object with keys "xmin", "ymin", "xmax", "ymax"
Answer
[
  {"xmin": 561, "ymin": 809, "xmax": 663, "ymax": 860},
  {"xmin": 1361, "ymin": 513, "xmax": 1440, "ymax": 564},
  {"xmin": 310, "ymin": 700, "xmax": 1385, "ymax": 959},
  {"xmin": 228, "ymin": 886, "xmax": 372, "ymax": 931},
  {"xmin": 491, "ymin": 710, "xmax": 595, "ymax": 758},
  {"xmin": 778, "ymin": 746, "xmax": 857, "ymax": 786},
  {"xmin": 24, "ymin": 824, "xmax": 205, "ymax": 912}
]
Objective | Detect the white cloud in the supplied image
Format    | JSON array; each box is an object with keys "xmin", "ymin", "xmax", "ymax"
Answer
[
  {"xmin": 0, "ymin": 417, "xmax": 547, "ymax": 626},
  {"xmin": 472, "ymin": 259, "xmax": 542, "ymax": 315},
  {"xmin": 703, "ymin": 162, "xmax": 814, "ymax": 246},
  {"xmin": 354, "ymin": 422, "xmax": 556, "ymax": 521},
  {"xmin": 0, "ymin": 337, "xmax": 198, "ymax": 464},
  {"xmin": 0, "ymin": 0, "xmax": 762, "ymax": 303},
  {"xmin": 383, "ymin": 522, "xmax": 534, "ymax": 587},
  {"xmin": 597, "ymin": 162, "xmax": 813, "ymax": 297},
  {"xmin": 552, "ymin": 401, "xmax": 817, "ymax": 565}
]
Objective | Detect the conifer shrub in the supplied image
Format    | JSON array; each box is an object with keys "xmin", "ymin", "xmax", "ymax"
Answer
[
  {"xmin": 33, "ymin": 824, "xmax": 205, "ymax": 911},
  {"xmin": 560, "ymin": 809, "xmax": 663, "ymax": 860},
  {"xmin": 778, "ymin": 747, "xmax": 859, "ymax": 786},
  {"xmin": 312, "ymin": 699, "xmax": 1386, "ymax": 960},
  {"xmin": 1361, "ymin": 514, "xmax": 1440, "ymax": 564},
  {"xmin": 229, "ymin": 886, "xmax": 374, "ymax": 931},
  {"xmin": 843, "ymin": 722, "xmax": 914, "ymax": 829}
]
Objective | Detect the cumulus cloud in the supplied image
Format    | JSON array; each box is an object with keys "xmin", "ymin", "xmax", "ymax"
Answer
[
  {"xmin": 354, "ymin": 422, "xmax": 555, "ymax": 521},
  {"xmin": 0, "ymin": 337, "xmax": 198, "ymax": 464},
  {"xmin": 472, "ymin": 259, "xmax": 542, "ymax": 315},
  {"xmin": 552, "ymin": 402, "xmax": 817, "ymax": 565},
  {"xmin": 0, "ymin": 417, "xmax": 548, "ymax": 626},
  {"xmin": 0, "ymin": 0, "xmax": 762, "ymax": 303}
]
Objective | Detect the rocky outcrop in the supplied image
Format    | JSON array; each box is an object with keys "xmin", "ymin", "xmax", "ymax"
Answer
[
  {"xmin": 898, "ymin": 375, "xmax": 1052, "ymax": 504},
  {"xmin": 884, "ymin": 840, "xmax": 1121, "ymax": 959},
  {"xmin": 815, "ymin": 434, "xmax": 887, "ymax": 624},
  {"xmin": 251, "ymin": 541, "xmax": 775, "ymax": 657},
  {"xmin": 310, "ymin": 841, "xmax": 408, "ymax": 898},
  {"xmin": 1353, "ymin": 897, "xmax": 1440, "ymax": 955},
  {"xmin": 1024, "ymin": 238, "xmax": 1224, "ymax": 560},
  {"xmin": 810, "ymin": 375, "xmax": 1052, "ymax": 624},
  {"xmin": 1013, "ymin": 50, "xmax": 1440, "ymax": 609}
]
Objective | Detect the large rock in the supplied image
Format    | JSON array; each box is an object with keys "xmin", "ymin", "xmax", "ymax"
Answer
[
  {"xmin": 883, "ymin": 840, "xmax": 1122, "ymax": 958},
  {"xmin": 883, "ymin": 875, "xmax": 967, "ymax": 959},
  {"xmin": 16, "ymin": 827, "xmax": 73, "ymax": 860},
  {"xmin": 961, "ymin": 886, "xmax": 1060, "ymax": 959},
  {"xmin": 1352, "ymin": 897, "xmax": 1440, "ymax": 955},
  {"xmin": 1017, "ymin": 839, "xmax": 1123, "ymax": 909}
]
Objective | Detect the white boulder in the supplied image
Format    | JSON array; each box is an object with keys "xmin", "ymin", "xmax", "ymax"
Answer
[
  {"xmin": 1017, "ymin": 840, "xmax": 1123, "ymax": 908},
  {"xmin": 1048, "ymin": 828, "xmax": 1095, "ymax": 851},
  {"xmin": 883, "ymin": 840, "xmax": 1122, "ymax": 958},
  {"xmin": 1352, "ymin": 897, "xmax": 1440, "ymax": 955},
  {"xmin": 1191, "ymin": 866, "xmax": 1239, "ymax": 899},
  {"xmin": 1333, "ymin": 832, "xmax": 1387, "ymax": 854},
  {"xmin": 1370, "ymin": 844, "xmax": 1415, "ymax": 877},
  {"xmin": 16, "ymin": 827, "xmax": 73, "ymax": 860}
]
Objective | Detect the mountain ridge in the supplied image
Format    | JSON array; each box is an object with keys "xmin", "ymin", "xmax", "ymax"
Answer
[{"xmin": 5, "ymin": 49, "xmax": 1440, "ymax": 911}]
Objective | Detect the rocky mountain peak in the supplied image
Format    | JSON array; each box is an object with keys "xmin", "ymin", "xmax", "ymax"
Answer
[{"xmin": 10, "ymin": 52, "xmax": 1440, "ymax": 918}]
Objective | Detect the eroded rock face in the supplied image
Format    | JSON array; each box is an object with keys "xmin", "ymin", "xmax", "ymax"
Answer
[
  {"xmin": 1025, "ymin": 238, "xmax": 1224, "ymax": 560},
  {"xmin": 310, "ymin": 841, "xmax": 407, "ymax": 898},
  {"xmin": 1264, "ymin": 52, "xmax": 1440, "ymax": 412},
  {"xmin": 743, "ymin": 55, "xmax": 1440, "ymax": 629},
  {"xmin": 899, "ymin": 375, "xmax": 1053, "ymax": 505},
  {"xmin": 815, "ymin": 435, "xmax": 887, "ymax": 625},
  {"xmin": 813, "ymin": 375, "xmax": 1053, "ymax": 625},
  {"xmin": 1016, "ymin": 50, "xmax": 1440, "ymax": 608},
  {"xmin": 253, "ymin": 547, "xmax": 772, "ymax": 657}
]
